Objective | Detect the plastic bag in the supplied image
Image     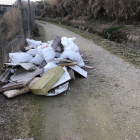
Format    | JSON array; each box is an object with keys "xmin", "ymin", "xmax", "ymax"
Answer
[
  {"xmin": 61, "ymin": 37, "xmax": 79, "ymax": 52},
  {"xmin": 26, "ymin": 38, "xmax": 42, "ymax": 46},
  {"xmin": 30, "ymin": 54, "xmax": 44, "ymax": 65},
  {"xmin": 60, "ymin": 51, "xmax": 85, "ymax": 67},
  {"xmin": 44, "ymin": 62, "xmax": 58, "ymax": 74},
  {"xmin": 9, "ymin": 53, "xmax": 33, "ymax": 63},
  {"xmin": 35, "ymin": 44, "xmax": 55, "ymax": 63},
  {"xmin": 27, "ymin": 49, "xmax": 36, "ymax": 56}
]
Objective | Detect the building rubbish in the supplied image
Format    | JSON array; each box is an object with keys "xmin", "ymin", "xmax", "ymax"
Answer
[
  {"xmin": 30, "ymin": 67, "xmax": 64, "ymax": 95},
  {"xmin": 0, "ymin": 36, "xmax": 89, "ymax": 98}
]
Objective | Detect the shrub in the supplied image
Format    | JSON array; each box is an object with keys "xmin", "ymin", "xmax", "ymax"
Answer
[{"xmin": 1, "ymin": 8, "xmax": 20, "ymax": 41}]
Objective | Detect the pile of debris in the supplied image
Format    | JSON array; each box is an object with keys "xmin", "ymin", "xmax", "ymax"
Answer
[{"xmin": 0, "ymin": 36, "xmax": 88, "ymax": 98}]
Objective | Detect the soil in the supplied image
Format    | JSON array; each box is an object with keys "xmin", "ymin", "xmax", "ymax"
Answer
[{"xmin": 1, "ymin": 21, "xmax": 140, "ymax": 140}]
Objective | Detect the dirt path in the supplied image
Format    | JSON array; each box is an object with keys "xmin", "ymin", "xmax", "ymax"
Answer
[{"xmin": 37, "ymin": 22, "xmax": 140, "ymax": 140}]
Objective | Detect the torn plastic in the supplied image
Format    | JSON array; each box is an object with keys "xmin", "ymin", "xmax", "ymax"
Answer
[{"xmin": 46, "ymin": 82, "xmax": 69, "ymax": 96}]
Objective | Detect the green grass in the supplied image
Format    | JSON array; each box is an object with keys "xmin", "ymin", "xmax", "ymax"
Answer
[{"xmin": 104, "ymin": 26, "xmax": 125, "ymax": 38}]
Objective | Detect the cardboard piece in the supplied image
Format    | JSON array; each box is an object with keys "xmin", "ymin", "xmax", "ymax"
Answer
[
  {"xmin": 51, "ymin": 35, "xmax": 63, "ymax": 52},
  {"xmin": 69, "ymin": 65, "xmax": 87, "ymax": 78},
  {"xmin": 30, "ymin": 66, "xmax": 64, "ymax": 95}
]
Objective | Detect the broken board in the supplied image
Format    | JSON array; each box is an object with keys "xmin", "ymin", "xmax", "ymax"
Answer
[
  {"xmin": 10, "ymin": 68, "xmax": 43, "ymax": 82},
  {"xmin": 30, "ymin": 66, "xmax": 64, "ymax": 95},
  {"xmin": 69, "ymin": 65, "xmax": 87, "ymax": 78},
  {"xmin": 57, "ymin": 62, "xmax": 78, "ymax": 66},
  {"xmin": 0, "ymin": 69, "xmax": 11, "ymax": 84},
  {"xmin": 4, "ymin": 63, "xmax": 37, "ymax": 70},
  {"xmin": 0, "ymin": 77, "xmax": 34, "ymax": 92}
]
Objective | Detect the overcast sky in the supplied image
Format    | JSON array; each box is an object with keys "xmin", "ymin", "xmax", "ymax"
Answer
[{"xmin": 0, "ymin": 0, "xmax": 41, "ymax": 5}]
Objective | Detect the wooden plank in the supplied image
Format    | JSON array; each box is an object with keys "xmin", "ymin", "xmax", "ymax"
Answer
[
  {"xmin": 30, "ymin": 66, "xmax": 64, "ymax": 95},
  {"xmin": 68, "ymin": 68, "xmax": 75, "ymax": 80},
  {"xmin": 51, "ymin": 58, "xmax": 72, "ymax": 63},
  {"xmin": 0, "ymin": 77, "xmax": 35, "ymax": 92},
  {"xmin": 69, "ymin": 65, "xmax": 87, "ymax": 78},
  {"xmin": 57, "ymin": 62, "xmax": 78, "ymax": 66},
  {"xmin": 0, "ymin": 69, "xmax": 11, "ymax": 84},
  {"xmin": 4, "ymin": 63, "xmax": 37, "ymax": 70}
]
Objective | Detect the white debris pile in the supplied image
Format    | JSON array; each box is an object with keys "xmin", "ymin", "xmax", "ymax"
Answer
[{"xmin": 0, "ymin": 36, "xmax": 89, "ymax": 98}]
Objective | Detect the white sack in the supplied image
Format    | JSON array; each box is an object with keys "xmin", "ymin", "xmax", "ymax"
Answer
[
  {"xmin": 9, "ymin": 53, "xmax": 33, "ymax": 63},
  {"xmin": 55, "ymin": 52, "xmax": 62, "ymax": 58},
  {"xmin": 27, "ymin": 49, "xmax": 36, "ymax": 56},
  {"xmin": 60, "ymin": 51, "xmax": 84, "ymax": 67},
  {"xmin": 35, "ymin": 44, "xmax": 55, "ymax": 63},
  {"xmin": 3, "ymin": 77, "xmax": 40, "ymax": 98},
  {"xmin": 30, "ymin": 54, "xmax": 44, "ymax": 65},
  {"xmin": 26, "ymin": 38, "xmax": 42, "ymax": 46},
  {"xmin": 61, "ymin": 37, "xmax": 79, "ymax": 52},
  {"xmin": 44, "ymin": 62, "xmax": 58, "ymax": 74}
]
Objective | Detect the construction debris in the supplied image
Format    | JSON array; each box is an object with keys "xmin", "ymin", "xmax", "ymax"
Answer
[
  {"xmin": 69, "ymin": 65, "xmax": 87, "ymax": 78},
  {"xmin": 0, "ymin": 69, "xmax": 11, "ymax": 84},
  {"xmin": 0, "ymin": 36, "xmax": 89, "ymax": 98},
  {"xmin": 30, "ymin": 66, "xmax": 64, "ymax": 95},
  {"xmin": 4, "ymin": 78, "xmax": 39, "ymax": 98}
]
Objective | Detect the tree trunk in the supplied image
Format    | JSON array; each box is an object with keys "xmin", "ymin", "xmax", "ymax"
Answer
[
  {"xmin": 18, "ymin": 0, "xmax": 26, "ymax": 49},
  {"xmin": 28, "ymin": 0, "xmax": 31, "ymax": 37}
]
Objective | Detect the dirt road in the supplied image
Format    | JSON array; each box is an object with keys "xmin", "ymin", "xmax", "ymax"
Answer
[{"xmin": 37, "ymin": 22, "xmax": 140, "ymax": 140}]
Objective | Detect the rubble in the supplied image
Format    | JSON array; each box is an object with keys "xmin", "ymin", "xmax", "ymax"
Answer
[{"xmin": 0, "ymin": 36, "xmax": 88, "ymax": 98}]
